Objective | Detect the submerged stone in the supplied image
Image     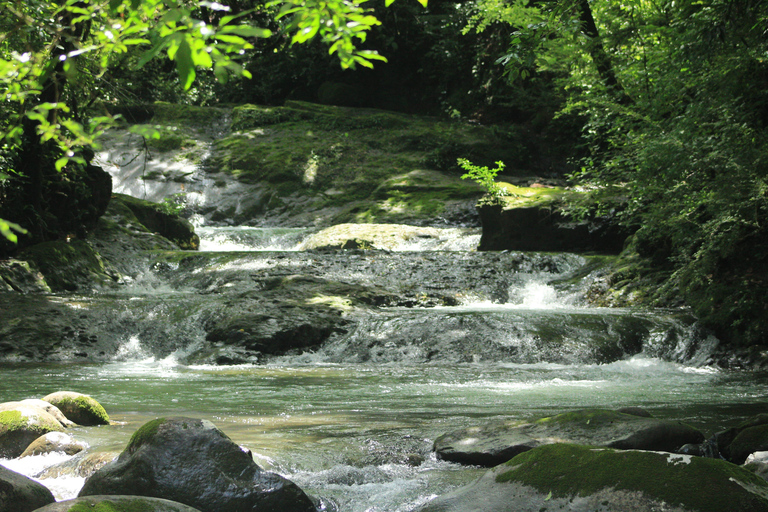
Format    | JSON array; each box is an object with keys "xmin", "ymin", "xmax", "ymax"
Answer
[
  {"xmin": 79, "ymin": 417, "xmax": 317, "ymax": 512},
  {"xmin": 434, "ymin": 408, "xmax": 704, "ymax": 466},
  {"xmin": 418, "ymin": 443, "xmax": 768, "ymax": 512}
]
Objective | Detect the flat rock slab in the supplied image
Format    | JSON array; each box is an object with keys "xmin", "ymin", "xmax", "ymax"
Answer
[
  {"xmin": 434, "ymin": 409, "xmax": 705, "ymax": 466},
  {"xmin": 33, "ymin": 495, "xmax": 202, "ymax": 512},
  {"xmin": 418, "ymin": 443, "xmax": 768, "ymax": 512}
]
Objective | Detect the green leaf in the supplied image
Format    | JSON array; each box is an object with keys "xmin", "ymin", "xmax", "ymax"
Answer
[
  {"xmin": 137, "ymin": 40, "xmax": 169, "ymax": 68},
  {"xmin": 219, "ymin": 25, "xmax": 272, "ymax": 38},
  {"xmin": 55, "ymin": 157, "xmax": 69, "ymax": 172},
  {"xmin": 174, "ymin": 38, "xmax": 196, "ymax": 90},
  {"xmin": 0, "ymin": 218, "xmax": 27, "ymax": 244}
]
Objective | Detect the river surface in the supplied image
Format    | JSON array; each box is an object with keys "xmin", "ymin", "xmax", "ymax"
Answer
[{"xmin": 2, "ymin": 227, "xmax": 768, "ymax": 511}]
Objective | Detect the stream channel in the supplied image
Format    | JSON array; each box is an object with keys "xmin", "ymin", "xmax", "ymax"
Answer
[{"xmin": 2, "ymin": 226, "xmax": 768, "ymax": 511}]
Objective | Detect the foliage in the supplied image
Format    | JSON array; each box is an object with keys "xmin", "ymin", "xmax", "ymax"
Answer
[
  {"xmin": 0, "ymin": 0, "xmax": 425, "ymax": 247},
  {"xmin": 458, "ymin": 158, "xmax": 507, "ymax": 198},
  {"xmin": 470, "ymin": 0, "xmax": 768, "ymax": 345}
]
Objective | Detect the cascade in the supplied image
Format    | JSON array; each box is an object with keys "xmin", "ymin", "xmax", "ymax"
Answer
[{"xmin": 3, "ymin": 222, "xmax": 759, "ymax": 512}]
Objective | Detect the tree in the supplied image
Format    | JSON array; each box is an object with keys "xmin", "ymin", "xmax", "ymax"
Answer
[
  {"xmin": 0, "ymin": 0, "xmax": 425, "ymax": 249},
  {"xmin": 470, "ymin": 0, "xmax": 768, "ymax": 346}
]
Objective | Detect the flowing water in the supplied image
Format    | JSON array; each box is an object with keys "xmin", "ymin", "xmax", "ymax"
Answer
[{"xmin": 2, "ymin": 227, "xmax": 768, "ymax": 511}]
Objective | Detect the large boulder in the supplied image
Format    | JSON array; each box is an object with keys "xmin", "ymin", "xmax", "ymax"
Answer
[
  {"xmin": 78, "ymin": 417, "xmax": 317, "ymax": 512},
  {"xmin": 417, "ymin": 443, "xmax": 768, "ymax": 512},
  {"xmin": 115, "ymin": 194, "xmax": 200, "ymax": 250},
  {"xmin": 42, "ymin": 391, "xmax": 110, "ymax": 426},
  {"xmin": 32, "ymin": 495, "xmax": 202, "ymax": 512},
  {"xmin": 434, "ymin": 409, "xmax": 705, "ymax": 466},
  {"xmin": 20, "ymin": 431, "xmax": 87, "ymax": 457},
  {"xmin": 0, "ymin": 465, "xmax": 55, "ymax": 512},
  {"xmin": 0, "ymin": 404, "xmax": 65, "ymax": 458}
]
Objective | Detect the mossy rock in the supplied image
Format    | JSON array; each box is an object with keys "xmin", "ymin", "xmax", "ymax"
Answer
[
  {"xmin": 0, "ymin": 405, "xmax": 65, "ymax": 458},
  {"xmin": 19, "ymin": 399, "xmax": 75, "ymax": 428},
  {"xmin": 434, "ymin": 408, "xmax": 704, "ymax": 467},
  {"xmin": 299, "ymin": 223, "xmax": 463, "ymax": 251},
  {"xmin": 79, "ymin": 417, "xmax": 316, "ymax": 512},
  {"xmin": 32, "ymin": 495, "xmax": 203, "ymax": 512},
  {"xmin": 42, "ymin": 391, "xmax": 110, "ymax": 426},
  {"xmin": 0, "ymin": 464, "xmax": 55, "ymax": 512},
  {"xmin": 20, "ymin": 240, "xmax": 116, "ymax": 292},
  {"xmin": 726, "ymin": 425, "xmax": 768, "ymax": 465},
  {"xmin": 0, "ymin": 259, "xmax": 51, "ymax": 293},
  {"xmin": 418, "ymin": 443, "xmax": 768, "ymax": 512},
  {"xmin": 113, "ymin": 194, "xmax": 199, "ymax": 250}
]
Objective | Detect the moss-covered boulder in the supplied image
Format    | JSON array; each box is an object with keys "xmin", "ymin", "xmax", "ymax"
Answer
[
  {"xmin": 20, "ymin": 240, "xmax": 117, "ymax": 292},
  {"xmin": 0, "ymin": 465, "xmax": 55, "ymax": 512},
  {"xmin": 114, "ymin": 194, "xmax": 199, "ymax": 250},
  {"xmin": 434, "ymin": 409, "xmax": 704, "ymax": 467},
  {"xmin": 726, "ymin": 424, "xmax": 768, "ymax": 465},
  {"xmin": 418, "ymin": 443, "xmax": 768, "ymax": 512},
  {"xmin": 32, "ymin": 495, "xmax": 203, "ymax": 512},
  {"xmin": 20, "ymin": 431, "xmax": 87, "ymax": 457},
  {"xmin": 0, "ymin": 404, "xmax": 65, "ymax": 458},
  {"xmin": 79, "ymin": 417, "xmax": 317, "ymax": 512},
  {"xmin": 19, "ymin": 399, "xmax": 75, "ymax": 428},
  {"xmin": 42, "ymin": 392, "xmax": 110, "ymax": 426}
]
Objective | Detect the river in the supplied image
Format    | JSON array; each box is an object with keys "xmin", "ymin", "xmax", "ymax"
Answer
[{"xmin": 2, "ymin": 227, "xmax": 767, "ymax": 511}]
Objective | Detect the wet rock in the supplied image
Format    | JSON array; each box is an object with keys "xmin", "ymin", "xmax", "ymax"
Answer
[
  {"xmin": 434, "ymin": 409, "xmax": 705, "ymax": 467},
  {"xmin": 37, "ymin": 451, "xmax": 117, "ymax": 479},
  {"xmin": 417, "ymin": 443, "xmax": 768, "ymax": 512},
  {"xmin": 477, "ymin": 199, "xmax": 628, "ymax": 254},
  {"xmin": 0, "ymin": 260, "xmax": 51, "ymax": 293},
  {"xmin": 32, "ymin": 495, "xmax": 202, "ymax": 512},
  {"xmin": 299, "ymin": 223, "xmax": 477, "ymax": 251},
  {"xmin": 42, "ymin": 391, "xmax": 110, "ymax": 426},
  {"xmin": 616, "ymin": 406, "xmax": 653, "ymax": 418},
  {"xmin": 79, "ymin": 417, "xmax": 317, "ymax": 512},
  {"xmin": 0, "ymin": 404, "xmax": 65, "ymax": 458},
  {"xmin": 701, "ymin": 414, "xmax": 768, "ymax": 463},
  {"xmin": 726, "ymin": 424, "xmax": 768, "ymax": 465},
  {"xmin": 20, "ymin": 431, "xmax": 87, "ymax": 457},
  {"xmin": 115, "ymin": 194, "xmax": 199, "ymax": 250},
  {"xmin": 0, "ymin": 465, "xmax": 55, "ymax": 512},
  {"xmin": 19, "ymin": 399, "xmax": 75, "ymax": 428},
  {"xmin": 19, "ymin": 239, "xmax": 117, "ymax": 292}
]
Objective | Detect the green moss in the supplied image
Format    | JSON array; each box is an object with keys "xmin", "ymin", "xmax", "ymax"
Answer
[
  {"xmin": 21, "ymin": 240, "xmax": 112, "ymax": 292},
  {"xmin": 496, "ymin": 443, "xmax": 768, "ymax": 511},
  {"xmin": 0, "ymin": 410, "xmax": 25, "ymax": 431},
  {"xmin": 126, "ymin": 417, "xmax": 166, "ymax": 454},
  {"xmin": 534, "ymin": 409, "xmax": 633, "ymax": 428},
  {"xmin": 67, "ymin": 499, "xmax": 156, "ymax": 512}
]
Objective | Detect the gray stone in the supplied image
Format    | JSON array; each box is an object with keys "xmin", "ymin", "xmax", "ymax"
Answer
[
  {"xmin": 434, "ymin": 409, "xmax": 705, "ymax": 466},
  {"xmin": 79, "ymin": 417, "xmax": 317, "ymax": 512},
  {"xmin": 0, "ymin": 465, "xmax": 55, "ymax": 512}
]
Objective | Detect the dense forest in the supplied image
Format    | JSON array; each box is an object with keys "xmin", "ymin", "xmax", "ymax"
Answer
[{"xmin": 2, "ymin": 0, "xmax": 768, "ymax": 351}]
